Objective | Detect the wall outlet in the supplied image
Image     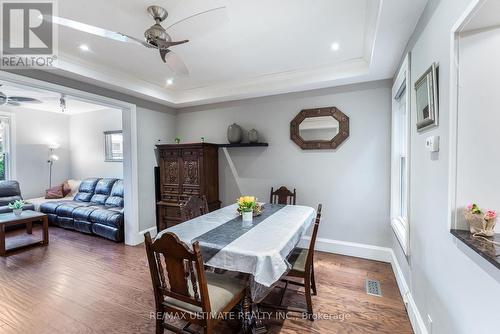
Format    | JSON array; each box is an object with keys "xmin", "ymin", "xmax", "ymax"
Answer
[{"xmin": 427, "ymin": 314, "xmax": 433, "ymax": 333}]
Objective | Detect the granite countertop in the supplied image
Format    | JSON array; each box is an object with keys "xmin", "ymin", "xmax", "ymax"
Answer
[{"xmin": 450, "ymin": 229, "xmax": 500, "ymax": 269}]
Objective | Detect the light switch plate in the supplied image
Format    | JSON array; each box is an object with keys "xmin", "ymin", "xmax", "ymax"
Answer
[{"xmin": 425, "ymin": 136, "xmax": 439, "ymax": 152}]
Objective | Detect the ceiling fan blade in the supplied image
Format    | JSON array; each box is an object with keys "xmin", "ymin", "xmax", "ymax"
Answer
[
  {"xmin": 46, "ymin": 15, "xmax": 145, "ymax": 47},
  {"xmin": 8, "ymin": 97, "xmax": 42, "ymax": 103},
  {"xmin": 123, "ymin": 34, "xmax": 156, "ymax": 48},
  {"xmin": 162, "ymin": 50, "xmax": 189, "ymax": 76},
  {"xmin": 7, "ymin": 101, "xmax": 20, "ymax": 106},
  {"xmin": 165, "ymin": 6, "xmax": 228, "ymax": 38},
  {"xmin": 156, "ymin": 39, "xmax": 189, "ymax": 50}
]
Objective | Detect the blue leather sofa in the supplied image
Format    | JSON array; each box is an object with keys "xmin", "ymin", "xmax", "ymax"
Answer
[{"xmin": 40, "ymin": 178, "xmax": 124, "ymax": 242}]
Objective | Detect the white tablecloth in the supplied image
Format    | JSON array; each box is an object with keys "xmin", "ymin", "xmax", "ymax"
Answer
[{"xmin": 157, "ymin": 204, "xmax": 315, "ymax": 299}]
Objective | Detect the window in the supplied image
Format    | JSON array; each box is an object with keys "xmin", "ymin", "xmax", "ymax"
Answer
[
  {"xmin": 0, "ymin": 115, "xmax": 12, "ymax": 181},
  {"xmin": 391, "ymin": 54, "xmax": 410, "ymax": 255},
  {"xmin": 104, "ymin": 130, "xmax": 123, "ymax": 162}
]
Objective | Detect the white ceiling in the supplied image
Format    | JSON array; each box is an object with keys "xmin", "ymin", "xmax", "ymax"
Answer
[
  {"xmin": 46, "ymin": 0, "xmax": 427, "ymax": 107},
  {"xmin": 0, "ymin": 82, "xmax": 119, "ymax": 114}
]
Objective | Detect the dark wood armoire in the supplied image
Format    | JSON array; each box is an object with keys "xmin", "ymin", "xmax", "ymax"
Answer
[{"xmin": 155, "ymin": 143, "xmax": 220, "ymax": 231}]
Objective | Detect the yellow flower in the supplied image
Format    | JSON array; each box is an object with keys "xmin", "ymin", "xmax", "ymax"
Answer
[{"xmin": 237, "ymin": 196, "xmax": 256, "ymax": 205}]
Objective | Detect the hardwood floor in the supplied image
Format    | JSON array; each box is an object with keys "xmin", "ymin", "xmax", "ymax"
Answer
[{"xmin": 0, "ymin": 227, "xmax": 413, "ymax": 334}]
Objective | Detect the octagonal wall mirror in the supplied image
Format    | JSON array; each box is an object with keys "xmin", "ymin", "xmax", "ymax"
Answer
[{"xmin": 290, "ymin": 107, "xmax": 349, "ymax": 150}]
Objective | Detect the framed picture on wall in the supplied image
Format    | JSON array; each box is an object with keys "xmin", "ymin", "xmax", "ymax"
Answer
[
  {"xmin": 104, "ymin": 130, "xmax": 123, "ymax": 162},
  {"xmin": 415, "ymin": 63, "xmax": 439, "ymax": 132}
]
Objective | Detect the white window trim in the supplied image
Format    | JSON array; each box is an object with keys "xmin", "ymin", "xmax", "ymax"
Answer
[
  {"xmin": 0, "ymin": 111, "xmax": 15, "ymax": 181},
  {"xmin": 391, "ymin": 53, "xmax": 411, "ymax": 256}
]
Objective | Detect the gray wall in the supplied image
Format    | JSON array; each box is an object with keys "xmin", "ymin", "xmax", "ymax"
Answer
[
  {"xmin": 137, "ymin": 107, "xmax": 176, "ymax": 232},
  {"xmin": 69, "ymin": 108, "xmax": 123, "ymax": 180},
  {"xmin": 176, "ymin": 80, "xmax": 392, "ymax": 247},
  {"xmin": 1, "ymin": 107, "xmax": 71, "ymax": 198},
  {"xmin": 392, "ymin": 0, "xmax": 500, "ymax": 333},
  {"xmin": 456, "ymin": 26, "xmax": 500, "ymax": 233}
]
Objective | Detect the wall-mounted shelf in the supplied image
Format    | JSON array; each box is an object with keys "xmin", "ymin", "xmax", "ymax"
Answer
[
  {"xmin": 450, "ymin": 229, "xmax": 500, "ymax": 270},
  {"xmin": 217, "ymin": 143, "xmax": 268, "ymax": 196},
  {"xmin": 217, "ymin": 143, "xmax": 269, "ymax": 148}
]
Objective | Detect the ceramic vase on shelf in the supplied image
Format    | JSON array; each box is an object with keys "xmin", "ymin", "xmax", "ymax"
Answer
[
  {"xmin": 248, "ymin": 129, "xmax": 259, "ymax": 143},
  {"xmin": 227, "ymin": 123, "xmax": 243, "ymax": 144}
]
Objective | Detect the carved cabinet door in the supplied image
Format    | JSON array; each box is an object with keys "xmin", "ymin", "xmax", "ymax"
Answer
[
  {"xmin": 159, "ymin": 149, "xmax": 181, "ymax": 202},
  {"xmin": 180, "ymin": 148, "xmax": 202, "ymax": 198}
]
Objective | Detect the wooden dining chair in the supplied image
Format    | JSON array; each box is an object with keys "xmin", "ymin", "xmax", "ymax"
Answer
[
  {"xmin": 269, "ymin": 186, "xmax": 297, "ymax": 205},
  {"xmin": 180, "ymin": 195, "xmax": 209, "ymax": 221},
  {"xmin": 265, "ymin": 204, "xmax": 322, "ymax": 320},
  {"xmin": 144, "ymin": 232, "xmax": 247, "ymax": 334}
]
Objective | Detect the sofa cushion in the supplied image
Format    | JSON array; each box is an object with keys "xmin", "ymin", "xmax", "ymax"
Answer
[
  {"xmin": 107, "ymin": 207, "xmax": 124, "ymax": 215},
  {"xmin": 105, "ymin": 180, "xmax": 124, "ymax": 207},
  {"xmin": 90, "ymin": 178, "xmax": 117, "ymax": 205},
  {"xmin": 72, "ymin": 206, "xmax": 96, "ymax": 221},
  {"xmin": 55, "ymin": 202, "xmax": 92, "ymax": 217},
  {"xmin": 89, "ymin": 209, "xmax": 123, "ymax": 228},
  {"xmin": 40, "ymin": 200, "xmax": 71, "ymax": 214},
  {"xmin": 45, "ymin": 184, "xmax": 64, "ymax": 199},
  {"xmin": 74, "ymin": 178, "xmax": 100, "ymax": 202}
]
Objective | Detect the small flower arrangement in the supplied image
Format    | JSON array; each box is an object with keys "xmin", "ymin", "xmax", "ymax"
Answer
[
  {"xmin": 237, "ymin": 196, "xmax": 263, "ymax": 215},
  {"xmin": 237, "ymin": 196, "xmax": 257, "ymax": 213},
  {"xmin": 8, "ymin": 200, "xmax": 25, "ymax": 215},
  {"xmin": 464, "ymin": 203, "xmax": 497, "ymax": 237},
  {"xmin": 237, "ymin": 196, "xmax": 262, "ymax": 223}
]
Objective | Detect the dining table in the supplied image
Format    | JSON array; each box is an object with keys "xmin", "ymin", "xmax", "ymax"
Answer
[{"xmin": 156, "ymin": 202, "xmax": 316, "ymax": 332}]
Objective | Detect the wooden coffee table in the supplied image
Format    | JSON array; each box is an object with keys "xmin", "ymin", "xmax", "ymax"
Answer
[{"xmin": 0, "ymin": 210, "xmax": 49, "ymax": 256}]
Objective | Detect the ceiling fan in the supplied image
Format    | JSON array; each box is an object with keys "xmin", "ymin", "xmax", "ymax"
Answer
[
  {"xmin": 47, "ymin": 5, "xmax": 227, "ymax": 76},
  {"xmin": 0, "ymin": 86, "xmax": 42, "ymax": 106}
]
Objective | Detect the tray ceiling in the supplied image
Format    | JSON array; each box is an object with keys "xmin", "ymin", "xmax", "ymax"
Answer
[{"xmin": 39, "ymin": 0, "xmax": 427, "ymax": 107}]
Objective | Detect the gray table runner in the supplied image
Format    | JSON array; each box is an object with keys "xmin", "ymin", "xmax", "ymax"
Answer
[{"xmin": 194, "ymin": 204, "xmax": 286, "ymax": 261}]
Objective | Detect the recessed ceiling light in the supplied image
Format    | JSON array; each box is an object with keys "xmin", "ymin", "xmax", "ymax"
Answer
[
  {"xmin": 166, "ymin": 78, "xmax": 174, "ymax": 86},
  {"xmin": 331, "ymin": 42, "xmax": 340, "ymax": 51},
  {"xmin": 79, "ymin": 44, "xmax": 90, "ymax": 52}
]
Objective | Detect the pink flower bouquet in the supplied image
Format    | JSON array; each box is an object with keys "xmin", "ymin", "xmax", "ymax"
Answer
[{"xmin": 464, "ymin": 203, "xmax": 497, "ymax": 237}]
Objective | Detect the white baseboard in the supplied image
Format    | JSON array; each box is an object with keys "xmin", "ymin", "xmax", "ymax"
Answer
[
  {"xmin": 299, "ymin": 236, "xmax": 393, "ymax": 262},
  {"xmin": 300, "ymin": 236, "xmax": 428, "ymax": 334},
  {"xmin": 389, "ymin": 250, "xmax": 428, "ymax": 334}
]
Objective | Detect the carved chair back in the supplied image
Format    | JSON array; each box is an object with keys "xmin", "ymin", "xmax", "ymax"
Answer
[
  {"xmin": 270, "ymin": 186, "xmax": 297, "ymax": 205},
  {"xmin": 180, "ymin": 195, "xmax": 209, "ymax": 221},
  {"xmin": 144, "ymin": 232, "xmax": 211, "ymax": 315},
  {"xmin": 305, "ymin": 204, "xmax": 322, "ymax": 272}
]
